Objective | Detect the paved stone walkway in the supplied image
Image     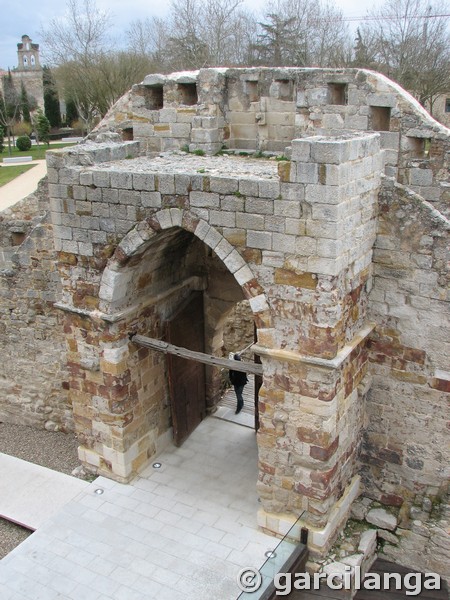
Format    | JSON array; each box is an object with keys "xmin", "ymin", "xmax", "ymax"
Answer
[
  {"xmin": 0, "ymin": 417, "xmax": 276, "ymax": 600},
  {"xmin": 0, "ymin": 160, "xmax": 47, "ymax": 211},
  {"xmin": 0, "ymin": 453, "xmax": 89, "ymax": 530}
]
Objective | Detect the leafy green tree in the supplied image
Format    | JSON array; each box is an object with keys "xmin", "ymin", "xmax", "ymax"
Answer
[
  {"xmin": 0, "ymin": 125, "xmax": 4, "ymax": 153},
  {"xmin": 65, "ymin": 98, "xmax": 78, "ymax": 127},
  {"xmin": 252, "ymin": 13, "xmax": 302, "ymax": 66},
  {"xmin": 20, "ymin": 82, "xmax": 31, "ymax": 123},
  {"xmin": 34, "ymin": 108, "xmax": 51, "ymax": 145},
  {"xmin": 43, "ymin": 66, "xmax": 61, "ymax": 128},
  {"xmin": 0, "ymin": 73, "xmax": 22, "ymax": 155}
]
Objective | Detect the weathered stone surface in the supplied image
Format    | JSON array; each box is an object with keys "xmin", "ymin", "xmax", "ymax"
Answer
[
  {"xmin": 1, "ymin": 67, "xmax": 448, "ymax": 577},
  {"xmin": 358, "ymin": 529, "xmax": 377, "ymax": 555},
  {"xmin": 366, "ymin": 508, "xmax": 398, "ymax": 531},
  {"xmin": 377, "ymin": 529, "xmax": 399, "ymax": 544}
]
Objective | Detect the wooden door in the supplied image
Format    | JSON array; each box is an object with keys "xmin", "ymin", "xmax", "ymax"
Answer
[
  {"xmin": 166, "ymin": 292, "xmax": 206, "ymax": 446},
  {"xmin": 254, "ymin": 323, "xmax": 262, "ymax": 431}
]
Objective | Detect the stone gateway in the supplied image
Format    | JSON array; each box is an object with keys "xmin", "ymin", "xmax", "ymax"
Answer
[{"xmin": 0, "ymin": 67, "xmax": 448, "ymax": 573}]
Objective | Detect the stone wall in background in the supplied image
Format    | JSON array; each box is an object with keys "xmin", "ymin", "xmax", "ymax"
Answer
[
  {"xmin": 0, "ymin": 179, "xmax": 71, "ymax": 430},
  {"xmin": 222, "ymin": 300, "xmax": 254, "ymax": 356},
  {"xmin": 363, "ymin": 178, "xmax": 450, "ymax": 560}
]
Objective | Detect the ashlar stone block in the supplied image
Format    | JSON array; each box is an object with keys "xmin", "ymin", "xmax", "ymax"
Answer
[
  {"xmin": 247, "ymin": 230, "xmax": 272, "ymax": 250},
  {"xmin": 190, "ymin": 191, "xmax": 220, "ymax": 209}
]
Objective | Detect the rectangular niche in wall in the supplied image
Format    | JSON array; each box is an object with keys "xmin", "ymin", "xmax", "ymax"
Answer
[
  {"xmin": 273, "ymin": 79, "xmax": 294, "ymax": 101},
  {"xmin": 144, "ymin": 85, "xmax": 164, "ymax": 110},
  {"xmin": 370, "ymin": 106, "xmax": 391, "ymax": 131},
  {"xmin": 244, "ymin": 80, "xmax": 259, "ymax": 103},
  {"xmin": 122, "ymin": 128, "xmax": 133, "ymax": 141},
  {"xmin": 177, "ymin": 83, "xmax": 198, "ymax": 106},
  {"xmin": 328, "ymin": 82, "xmax": 348, "ymax": 105},
  {"xmin": 405, "ymin": 136, "xmax": 431, "ymax": 158}
]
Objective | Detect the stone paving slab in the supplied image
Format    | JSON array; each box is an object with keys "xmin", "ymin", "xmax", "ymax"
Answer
[
  {"xmin": 0, "ymin": 453, "xmax": 89, "ymax": 530},
  {"xmin": 0, "ymin": 418, "xmax": 278, "ymax": 600}
]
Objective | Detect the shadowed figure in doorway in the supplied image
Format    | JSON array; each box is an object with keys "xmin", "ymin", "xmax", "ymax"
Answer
[{"xmin": 229, "ymin": 354, "xmax": 248, "ymax": 414}]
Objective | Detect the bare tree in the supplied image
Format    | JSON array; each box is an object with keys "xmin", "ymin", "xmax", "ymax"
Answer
[
  {"xmin": 359, "ymin": 0, "xmax": 450, "ymax": 110},
  {"xmin": 202, "ymin": 0, "xmax": 248, "ymax": 65},
  {"xmin": 41, "ymin": 0, "xmax": 111, "ymax": 65},
  {"xmin": 127, "ymin": 0, "xmax": 259, "ymax": 71},
  {"xmin": 40, "ymin": 0, "xmax": 153, "ymax": 131},
  {"xmin": 126, "ymin": 17, "xmax": 170, "ymax": 70}
]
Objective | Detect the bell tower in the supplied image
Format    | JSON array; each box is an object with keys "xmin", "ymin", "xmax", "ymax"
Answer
[{"xmin": 17, "ymin": 34, "xmax": 41, "ymax": 70}]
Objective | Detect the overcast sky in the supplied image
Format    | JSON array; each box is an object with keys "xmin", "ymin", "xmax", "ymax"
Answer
[{"xmin": 0, "ymin": 0, "xmax": 376, "ymax": 70}]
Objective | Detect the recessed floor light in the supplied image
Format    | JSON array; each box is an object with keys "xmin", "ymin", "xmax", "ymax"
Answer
[
  {"xmin": 152, "ymin": 462, "xmax": 162, "ymax": 469},
  {"xmin": 265, "ymin": 550, "xmax": 277, "ymax": 559},
  {"xmin": 94, "ymin": 488, "xmax": 104, "ymax": 495}
]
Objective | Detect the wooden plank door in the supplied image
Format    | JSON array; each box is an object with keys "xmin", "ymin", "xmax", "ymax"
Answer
[
  {"xmin": 166, "ymin": 292, "xmax": 206, "ymax": 446},
  {"xmin": 254, "ymin": 324, "xmax": 262, "ymax": 431}
]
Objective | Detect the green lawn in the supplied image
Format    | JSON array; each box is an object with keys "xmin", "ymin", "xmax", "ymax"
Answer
[
  {"xmin": 1, "ymin": 142, "xmax": 77, "ymax": 161},
  {"xmin": 0, "ymin": 164, "xmax": 37, "ymax": 187}
]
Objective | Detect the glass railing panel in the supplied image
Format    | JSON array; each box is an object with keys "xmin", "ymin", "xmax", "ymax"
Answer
[{"xmin": 237, "ymin": 513, "xmax": 306, "ymax": 599}]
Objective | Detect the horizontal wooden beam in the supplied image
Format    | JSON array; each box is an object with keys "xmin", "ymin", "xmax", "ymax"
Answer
[{"xmin": 131, "ymin": 334, "xmax": 263, "ymax": 376}]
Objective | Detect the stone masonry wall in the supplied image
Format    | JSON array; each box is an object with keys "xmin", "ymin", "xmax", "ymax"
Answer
[
  {"xmin": 0, "ymin": 179, "xmax": 71, "ymax": 430},
  {"xmin": 364, "ymin": 178, "xmax": 450, "ymax": 506},
  {"xmin": 44, "ymin": 130, "xmax": 381, "ymax": 554},
  {"xmin": 94, "ymin": 67, "xmax": 449, "ymax": 217},
  {"xmin": 1, "ymin": 66, "xmax": 448, "ymax": 564}
]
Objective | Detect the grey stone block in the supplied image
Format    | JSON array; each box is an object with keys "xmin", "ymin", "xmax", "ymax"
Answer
[
  {"xmin": 92, "ymin": 202, "xmax": 110, "ymax": 217},
  {"xmin": 367, "ymin": 93, "xmax": 397, "ymax": 107},
  {"xmin": 48, "ymin": 183, "xmax": 69, "ymax": 199},
  {"xmin": 99, "ymin": 218, "xmax": 116, "ymax": 233},
  {"xmin": 110, "ymin": 172, "xmax": 133, "ymax": 189},
  {"xmin": 291, "ymin": 139, "xmax": 311, "ymax": 162},
  {"xmin": 209, "ymin": 210, "xmax": 236, "ymax": 227},
  {"xmin": 80, "ymin": 216, "xmax": 99, "ymax": 230},
  {"xmin": 273, "ymin": 200, "xmax": 301, "ymax": 219},
  {"xmin": 102, "ymin": 188, "xmax": 119, "ymax": 204},
  {"xmin": 209, "ymin": 177, "xmax": 239, "ymax": 194},
  {"xmin": 272, "ymin": 233, "xmax": 297, "ymax": 253},
  {"xmin": 236, "ymin": 212, "xmax": 264, "ymax": 230},
  {"xmin": 239, "ymin": 179, "xmax": 259, "ymax": 196},
  {"xmin": 295, "ymin": 162, "xmax": 319, "ymax": 184},
  {"xmin": 92, "ymin": 171, "xmax": 110, "ymax": 187},
  {"xmin": 247, "ymin": 230, "xmax": 272, "ymax": 250},
  {"xmin": 245, "ymin": 198, "xmax": 274, "ymax": 215},
  {"xmin": 190, "ymin": 191, "xmax": 220, "ymax": 209},
  {"xmin": 53, "ymin": 225, "xmax": 73, "ymax": 240},
  {"xmin": 133, "ymin": 173, "xmax": 155, "ymax": 191},
  {"xmin": 157, "ymin": 174, "xmax": 176, "ymax": 194},
  {"xmin": 409, "ymin": 168, "xmax": 433, "ymax": 187},
  {"xmin": 73, "ymin": 186, "xmax": 87, "ymax": 201},
  {"xmin": 142, "ymin": 192, "xmax": 162, "ymax": 208},
  {"xmin": 174, "ymin": 174, "xmax": 191, "ymax": 195},
  {"xmin": 221, "ymin": 195, "xmax": 244, "ymax": 212},
  {"xmin": 118, "ymin": 190, "xmax": 141, "ymax": 206},
  {"xmin": 366, "ymin": 508, "xmax": 398, "ymax": 531},
  {"xmin": 258, "ymin": 180, "xmax": 280, "ymax": 199}
]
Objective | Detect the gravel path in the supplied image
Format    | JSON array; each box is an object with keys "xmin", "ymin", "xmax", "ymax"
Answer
[{"xmin": 0, "ymin": 422, "xmax": 80, "ymax": 559}]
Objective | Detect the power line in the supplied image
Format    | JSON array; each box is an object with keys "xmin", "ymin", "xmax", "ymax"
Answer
[{"xmin": 342, "ymin": 13, "xmax": 450, "ymax": 23}]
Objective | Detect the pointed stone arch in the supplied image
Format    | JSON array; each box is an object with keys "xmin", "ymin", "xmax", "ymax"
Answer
[{"xmin": 98, "ymin": 208, "xmax": 272, "ymax": 329}]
